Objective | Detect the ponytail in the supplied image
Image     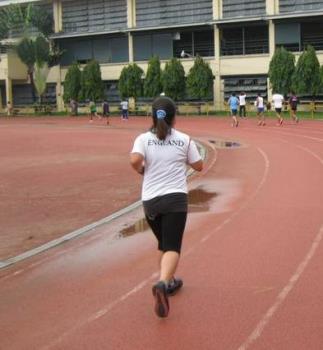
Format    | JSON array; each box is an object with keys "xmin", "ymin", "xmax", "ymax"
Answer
[
  {"xmin": 151, "ymin": 96, "xmax": 176, "ymax": 140},
  {"xmin": 156, "ymin": 118, "xmax": 170, "ymax": 140}
]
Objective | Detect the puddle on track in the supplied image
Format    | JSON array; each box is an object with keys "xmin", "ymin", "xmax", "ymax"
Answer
[
  {"xmin": 118, "ymin": 188, "xmax": 217, "ymax": 238},
  {"xmin": 208, "ymin": 139, "xmax": 242, "ymax": 148}
]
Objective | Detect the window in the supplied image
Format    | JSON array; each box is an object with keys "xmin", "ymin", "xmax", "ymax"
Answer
[
  {"xmin": 224, "ymin": 76, "xmax": 267, "ymax": 101},
  {"xmin": 221, "ymin": 27, "xmax": 243, "ymax": 55},
  {"xmin": 133, "ymin": 33, "xmax": 173, "ymax": 61},
  {"xmin": 275, "ymin": 23, "xmax": 300, "ymax": 52},
  {"xmin": 275, "ymin": 21, "xmax": 323, "ymax": 52},
  {"xmin": 302, "ymin": 21, "xmax": 323, "ymax": 51},
  {"xmin": 59, "ymin": 35, "xmax": 129, "ymax": 65},
  {"xmin": 13, "ymin": 84, "xmax": 56, "ymax": 106},
  {"xmin": 245, "ymin": 26, "xmax": 268, "ymax": 54},
  {"xmin": 221, "ymin": 25, "xmax": 268, "ymax": 56},
  {"xmin": 194, "ymin": 30, "xmax": 214, "ymax": 57},
  {"xmin": 173, "ymin": 29, "xmax": 214, "ymax": 58}
]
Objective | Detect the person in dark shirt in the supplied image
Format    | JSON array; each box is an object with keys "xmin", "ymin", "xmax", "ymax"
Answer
[
  {"xmin": 102, "ymin": 100, "xmax": 110, "ymax": 125},
  {"xmin": 289, "ymin": 92, "xmax": 299, "ymax": 124}
]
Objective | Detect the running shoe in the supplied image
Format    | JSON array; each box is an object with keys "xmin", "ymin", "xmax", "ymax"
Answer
[
  {"xmin": 152, "ymin": 281, "xmax": 169, "ymax": 318},
  {"xmin": 167, "ymin": 278, "xmax": 183, "ymax": 296},
  {"xmin": 279, "ymin": 118, "xmax": 284, "ymax": 126}
]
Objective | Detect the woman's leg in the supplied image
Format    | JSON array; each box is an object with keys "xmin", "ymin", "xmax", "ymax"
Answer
[
  {"xmin": 159, "ymin": 212, "xmax": 187, "ymax": 282},
  {"xmin": 159, "ymin": 251, "xmax": 180, "ymax": 282}
]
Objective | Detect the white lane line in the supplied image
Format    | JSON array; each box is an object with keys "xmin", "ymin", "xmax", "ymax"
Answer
[
  {"xmin": 238, "ymin": 225, "xmax": 323, "ymax": 350},
  {"xmin": 200, "ymin": 146, "xmax": 270, "ymax": 244},
  {"xmin": 250, "ymin": 127, "xmax": 323, "ymax": 143},
  {"xmin": 296, "ymin": 145, "xmax": 323, "ymax": 165},
  {"xmin": 277, "ymin": 131, "xmax": 322, "ymax": 142},
  {"xmin": 41, "ymin": 272, "xmax": 158, "ymax": 350},
  {"xmin": 238, "ymin": 142, "xmax": 323, "ymax": 350}
]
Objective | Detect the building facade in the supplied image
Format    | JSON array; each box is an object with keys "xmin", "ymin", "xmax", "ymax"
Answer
[{"xmin": 1, "ymin": 0, "xmax": 323, "ymax": 110}]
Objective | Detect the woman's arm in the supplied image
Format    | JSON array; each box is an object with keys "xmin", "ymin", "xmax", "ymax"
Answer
[
  {"xmin": 189, "ymin": 159, "xmax": 203, "ymax": 172},
  {"xmin": 130, "ymin": 153, "xmax": 145, "ymax": 175}
]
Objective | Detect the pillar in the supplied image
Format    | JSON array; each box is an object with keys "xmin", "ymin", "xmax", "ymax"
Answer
[
  {"xmin": 128, "ymin": 33, "xmax": 134, "ymax": 63},
  {"xmin": 267, "ymin": 20, "xmax": 276, "ymax": 101},
  {"xmin": 127, "ymin": 0, "xmax": 135, "ymax": 63},
  {"xmin": 127, "ymin": 0, "xmax": 136, "ymax": 28},
  {"xmin": 213, "ymin": 0, "xmax": 222, "ymax": 20},
  {"xmin": 53, "ymin": 0, "xmax": 63, "ymax": 33},
  {"xmin": 214, "ymin": 24, "xmax": 222, "ymax": 110},
  {"xmin": 5, "ymin": 78, "xmax": 13, "ymax": 106}
]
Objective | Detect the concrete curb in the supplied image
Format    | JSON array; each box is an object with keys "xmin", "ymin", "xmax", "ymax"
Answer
[{"xmin": 0, "ymin": 140, "xmax": 208, "ymax": 270}]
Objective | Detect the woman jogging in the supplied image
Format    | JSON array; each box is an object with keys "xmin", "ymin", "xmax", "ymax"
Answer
[
  {"xmin": 130, "ymin": 96, "xmax": 203, "ymax": 318},
  {"xmin": 255, "ymin": 93, "xmax": 265, "ymax": 126},
  {"xmin": 228, "ymin": 93, "xmax": 239, "ymax": 127},
  {"xmin": 272, "ymin": 92, "xmax": 284, "ymax": 126},
  {"xmin": 289, "ymin": 91, "xmax": 299, "ymax": 124}
]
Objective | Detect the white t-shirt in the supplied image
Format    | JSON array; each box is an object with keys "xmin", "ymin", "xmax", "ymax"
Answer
[
  {"xmin": 131, "ymin": 129, "xmax": 202, "ymax": 201},
  {"xmin": 272, "ymin": 94, "xmax": 284, "ymax": 108},
  {"xmin": 239, "ymin": 94, "xmax": 246, "ymax": 106},
  {"xmin": 120, "ymin": 101, "xmax": 128, "ymax": 110},
  {"xmin": 256, "ymin": 96, "xmax": 264, "ymax": 108}
]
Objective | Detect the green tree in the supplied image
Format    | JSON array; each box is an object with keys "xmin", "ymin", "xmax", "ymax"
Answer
[
  {"xmin": 80, "ymin": 60, "xmax": 105, "ymax": 101},
  {"xmin": 63, "ymin": 63, "xmax": 82, "ymax": 103},
  {"xmin": 186, "ymin": 55, "xmax": 214, "ymax": 99},
  {"xmin": 292, "ymin": 45, "xmax": 321, "ymax": 98},
  {"xmin": 29, "ymin": 5, "xmax": 53, "ymax": 37},
  {"xmin": 118, "ymin": 63, "xmax": 144, "ymax": 100},
  {"xmin": 144, "ymin": 56, "xmax": 162, "ymax": 98},
  {"xmin": 0, "ymin": 4, "xmax": 60, "ymax": 104},
  {"xmin": 162, "ymin": 58, "xmax": 185, "ymax": 101},
  {"xmin": 34, "ymin": 62, "xmax": 49, "ymax": 103},
  {"xmin": 268, "ymin": 47, "xmax": 295, "ymax": 95},
  {"xmin": 15, "ymin": 35, "xmax": 50, "ymax": 101},
  {"xmin": 0, "ymin": 4, "xmax": 33, "ymax": 38}
]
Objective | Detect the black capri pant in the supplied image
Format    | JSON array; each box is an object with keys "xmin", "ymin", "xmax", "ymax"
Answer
[{"xmin": 146, "ymin": 212, "xmax": 187, "ymax": 254}]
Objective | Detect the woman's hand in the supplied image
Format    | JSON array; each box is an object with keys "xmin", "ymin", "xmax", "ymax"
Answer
[{"xmin": 130, "ymin": 153, "xmax": 145, "ymax": 175}]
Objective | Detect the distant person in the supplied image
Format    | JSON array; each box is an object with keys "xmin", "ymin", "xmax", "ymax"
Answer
[
  {"xmin": 228, "ymin": 93, "xmax": 239, "ymax": 127},
  {"xmin": 272, "ymin": 92, "xmax": 285, "ymax": 126},
  {"xmin": 289, "ymin": 92, "xmax": 299, "ymax": 124},
  {"xmin": 255, "ymin": 93, "xmax": 265, "ymax": 126},
  {"xmin": 89, "ymin": 101, "xmax": 100, "ymax": 122},
  {"xmin": 120, "ymin": 99, "xmax": 129, "ymax": 120},
  {"xmin": 102, "ymin": 100, "xmax": 110, "ymax": 125},
  {"xmin": 70, "ymin": 99, "xmax": 78, "ymax": 116},
  {"xmin": 7, "ymin": 101, "xmax": 13, "ymax": 116},
  {"xmin": 239, "ymin": 92, "xmax": 247, "ymax": 118},
  {"xmin": 130, "ymin": 96, "xmax": 203, "ymax": 318}
]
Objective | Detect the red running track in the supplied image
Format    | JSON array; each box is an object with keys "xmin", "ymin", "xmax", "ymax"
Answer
[{"xmin": 0, "ymin": 117, "xmax": 323, "ymax": 350}]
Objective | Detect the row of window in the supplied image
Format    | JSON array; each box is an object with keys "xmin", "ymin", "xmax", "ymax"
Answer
[
  {"xmin": 59, "ymin": 0, "xmax": 323, "ymax": 34},
  {"xmin": 59, "ymin": 28, "xmax": 215, "ymax": 65},
  {"xmin": 58, "ymin": 20, "xmax": 323, "ymax": 65}
]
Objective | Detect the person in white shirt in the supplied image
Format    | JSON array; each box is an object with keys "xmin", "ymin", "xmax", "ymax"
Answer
[
  {"xmin": 130, "ymin": 96, "xmax": 203, "ymax": 318},
  {"xmin": 272, "ymin": 92, "xmax": 285, "ymax": 126},
  {"xmin": 239, "ymin": 92, "xmax": 247, "ymax": 118},
  {"xmin": 120, "ymin": 99, "xmax": 129, "ymax": 120},
  {"xmin": 255, "ymin": 93, "xmax": 265, "ymax": 126}
]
